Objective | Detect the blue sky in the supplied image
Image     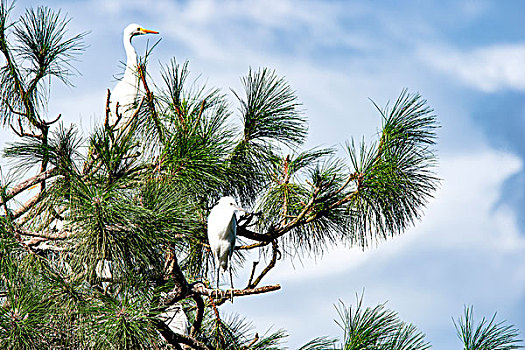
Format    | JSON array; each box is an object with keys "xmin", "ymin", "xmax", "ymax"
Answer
[{"xmin": 3, "ymin": 1, "xmax": 525, "ymax": 349}]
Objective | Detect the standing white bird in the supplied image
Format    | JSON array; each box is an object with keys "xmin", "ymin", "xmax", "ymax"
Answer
[
  {"xmin": 158, "ymin": 302, "xmax": 189, "ymax": 335},
  {"xmin": 207, "ymin": 196, "xmax": 245, "ymax": 290},
  {"xmin": 95, "ymin": 259, "xmax": 112, "ymax": 292},
  {"xmin": 109, "ymin": 23, "xmax": 158, "ymax": 128}
]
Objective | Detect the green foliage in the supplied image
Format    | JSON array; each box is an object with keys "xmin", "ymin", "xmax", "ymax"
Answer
[
  {"xmin": 347, "ymin": 90, "xmax": 439, "ymax": 247},
  {"xmin": 85, "ymin": 287, "xmax": 160, "ymax": 350},
  {"xmin": 0, "ymin": 254, "xmax": 67, "ymax": 349},
  {"xmin": 335, "ymin": 295, "xmax": 431, "ymax": 350},
  {"xmin": 454, "ymin": 306, "xmax": 523, "ymax": 350},
  {"xmin": 3, "ymin": 123, "xmax": 82, "ymax": 174},
  {"xmin": 235, "ymin": 67, "xmax": 307, "ymax": 148},
  {"xmin": 230, "ymin": 68, "xmax": 307, "ymax": 204},
  {"xmin": 0, "ymin": 1, "xmax": 85, "ymax": 126},
  {"xmin": 298, "ymin": 336, "xmax": 338, "ymax": 350},
  {"xmin": 196, "ymin": 311, "xmax": 287, "ymax": 350},
  {"xmin": 14, "ymin": 6, "xmax": 85, "ymax": 85}
]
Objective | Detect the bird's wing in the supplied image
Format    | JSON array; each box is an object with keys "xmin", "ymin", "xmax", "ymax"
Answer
[
  {"xmin": 207, "ymin": 207, "xmax": 228, "ymax": 266},
  {"xmin": 158, "ymin": 302, "xmax": 189, "ymax": 335},
  {"xmin": 227, "ymin": 215, "xmax": 237, "ymax": 257},
  {"xmin": 207, "ymin": 208, "xmax": 222, "ymax": 246}
]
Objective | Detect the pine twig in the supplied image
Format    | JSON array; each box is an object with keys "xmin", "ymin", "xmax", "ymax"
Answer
[
  {"xmin": 247, "ymin": 240, "xmax": 280, "ymax": 288},
  {"xmin": 0, "ymin": 168, "xmax": 55, "ymax": 206},
  {"xmin": 154, "ymin": 320, "xmax": 212, "ymax": 350},
  {"xmin": 246, "ymin": 261, "xmax": 259, "ymax": 287},
  {"xmin": 242, "ymin": 334, "xmax": 259, "ymax": 349},
  {"xmin": 12, "ymin": 192, "xmax": 42, "ymax": 219},
  {"xmin": 190, "ymin": 295, "xmax": 204, "ymax": 337},
  {"xmin": 138, "ymin": 63, "xmax": 165, "ymax": 144},
  {"xmin": 17, "ymin": 228, "xmax": 71, "ymax": 240}
]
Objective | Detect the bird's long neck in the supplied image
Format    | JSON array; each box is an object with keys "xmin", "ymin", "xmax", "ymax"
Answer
[{"xmin": 123, "ymin": 35, "xmax": 138, "ymax": 80}]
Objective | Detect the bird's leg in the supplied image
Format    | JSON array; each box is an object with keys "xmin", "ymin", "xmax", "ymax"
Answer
[
  {"xmin": 229, "ymin": 264, "xmax": 234, "ymax": 303},
  {"xmin": 103, "ymin": 281, "xmax": 110, "ymax": 295},
  {"xmin": 216, "ymin": 266, "xmax": 220, "ymax": 290}
]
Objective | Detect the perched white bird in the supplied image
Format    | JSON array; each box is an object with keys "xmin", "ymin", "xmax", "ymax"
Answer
[
  {"xmin": 109, "ymin": 23, "xmax": 158, "ymax": 128},
  {"xmin": 95, "ymin": 259, "xmax": 112, "ymax": 292},
  {"xmin": 95, "ymin": 259, "xmax": 112, "ymax": 279},
  {"xmin": 207, "ymin": 196, "xmax": 245, "ymax": 289},
  {"xmin": 158, "ymin": 302, "xmax": 189, "ymax": 335}
]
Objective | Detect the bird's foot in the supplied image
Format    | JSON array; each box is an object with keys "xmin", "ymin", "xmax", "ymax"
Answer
[{"xmin": 229, "ymin": 288, "xmax": 234, "ymax": 303}]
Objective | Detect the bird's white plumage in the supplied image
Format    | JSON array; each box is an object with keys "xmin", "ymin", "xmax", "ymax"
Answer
[
  {"xmin": 158, "ymin": 302, "xmax": 189, "ymax": 335},
  {"xmin": 95, "ymin": 259, "xmax": 112, "ymax": 279},
  {"xmin": 207, "ymin": 196, "xmax": 244, "ymax": 288},
  {"xmin": 109, "ymin": 23, "xmax": 158, "ymax": 128},
  {"xmin": 95, "ymin": 259, "xmax": 112, "ymax": 292}
]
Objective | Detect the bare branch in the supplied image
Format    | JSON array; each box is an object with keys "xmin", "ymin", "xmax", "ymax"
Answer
[
  {"xmin": 24, "ymin": 239, "xmax": 65, "ymax": 250},
  {"xmin": 237, "ymin": 242, "xmax": 268, "ymax": 250},
  {"xmin": 5, "ymin": 102, "xmax": 28, "ymax": 117},
  {"xmin": 248, "ymin": 240, "xmax": 280, "ymax": 288},
  {"xmin": 162, "ymin": 280, "xmax": 281, "ymax": 307},
  {"xmin": 204, "ymin": 284, "xmax": 281, "ymax": 299},
  {"xmin": 42, "ymin": 113, "xmax": 62, "ymax": 126},
  {"xmin": 0, "ymin": 168, "xmax": 56, "ymax": 206},
  {"xmin": 237, "ymin": 226, "xmax": 273, "ymax": 242},
  {"xmin": 247, "ymin": 261, "xmax": 259, "ymax": 287},
  {"xmin": 190, "ymin": 295, "xmax": 204, "ymax": 337},
  {"xmin": 104, "ymin": 88, "xmax": 111, "ymax": 128},
  {"xmin": 242, "ymin": 334, "xmax": 259, "ymax": 350},
  {"xmin": 154, "ymin": 320, "xmax": 212, "ymax": 350},
  {"xmin": 9, "ymin": 116, "xmax": 43, "ymax": 140},
  {"xmin": 12, "ymin": 193, "xmax": 42, "ymax": 219},
  {"xmin": 17, "ymin": 228, "xmax": 71, "ymax": 240}
]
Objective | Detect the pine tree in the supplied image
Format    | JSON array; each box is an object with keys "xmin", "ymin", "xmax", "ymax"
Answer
[
  {"xmin": 3, "ymin": 2, "xmax": 508, "ymax": 349},
  {"xmin": 454, "ymin": 306, "xmax": 523, "ymax": 350}
]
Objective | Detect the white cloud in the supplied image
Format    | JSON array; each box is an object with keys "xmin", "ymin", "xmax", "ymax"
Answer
[
  {"xmin": 458, "ymin": 1, "xmax": 491, "ymax": 21},
  {"xmin": 420, "ymin": 44, "xmax": 525, "ymax": 92}
]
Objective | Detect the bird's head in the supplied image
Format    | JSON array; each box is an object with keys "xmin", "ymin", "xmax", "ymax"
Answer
[
  {"xmin": 124, "ymin": 23, "xmax": 159, "ymax": 40},
  {"xmin": 218, "ymin": 196, "xmax": 245, "ymax": 214}
]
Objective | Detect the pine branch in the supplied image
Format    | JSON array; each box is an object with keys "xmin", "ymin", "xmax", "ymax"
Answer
[
  {"xmin": 190, "ymin": 294, "xmax": 205, "ymax": 337},
  {"xmin": 161, "ymin": 281, "xmax": 281, "ymax": 306},
  {"xmin": 247, "ymin": 240, "xmax": 280, "ymax": 288},
  {"xmin": 335, "ymin": 294, "xmax": 431, "ymax": 350},
  {"xmin": 138, "ymin": 62, "xmax": 165, "ymax": 144},
  {"xmin": 154, "ymin": 320, "xmax": 212, "ymax": 350},
  {"xmin": 12, "ymin": 192, "xmax": 42, "ymax": 219},
  {"xmin": 234, "ymin": 67, "xmax": 306, "ymax": 148},
  {"xmin": 0, "ymin": 167, "xmax": 55, "ymax": 206},
  {"xmin": 454, "ymin": 306, "xmax": 523, "ymax": 350},
  {"xmin": 16, "ymin": 227, "xmax": 71, "ymax": 240}
]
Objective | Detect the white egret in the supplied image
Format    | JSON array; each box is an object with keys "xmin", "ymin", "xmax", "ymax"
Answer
[
  {"xmin": 207, "ymin": 196, "xmax": 245, "ymax": 290},
  {"xmin": 109, "ymin": 23, "xmax": 158, "ymax": 128},
  {"xmin": 95, "ymin": 259, "xmax": 112, "ymax": 292},
  {"xmin": 158, "ymin": 302, "xmax": 189, "ymax": 335},
  {"xmin": 95, "ymin": 259, "xmax": 112, "ymax": 279}
]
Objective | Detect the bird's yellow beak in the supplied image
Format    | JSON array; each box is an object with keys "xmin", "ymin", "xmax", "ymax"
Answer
[{"xmin": 140, "ymin": 28, "xmax": 159, "ymax": 35}]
